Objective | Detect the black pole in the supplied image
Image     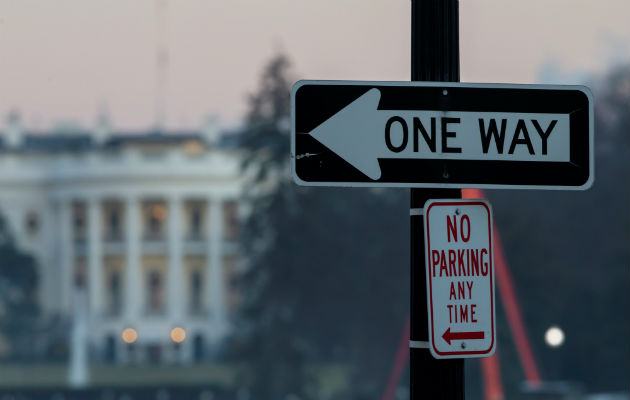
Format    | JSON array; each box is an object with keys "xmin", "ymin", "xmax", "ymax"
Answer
[{"xmin": 410, "ymin": 0, "xmax": 464, "ymax": 399}]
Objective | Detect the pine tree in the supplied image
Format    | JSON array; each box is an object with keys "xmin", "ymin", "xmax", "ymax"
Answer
[
  {"xmin": 0, "ymin": 213, "xmax": 39, "ymax": 360},
  {"xmin": 237, "ymin": 53, "xmax": 313, "ymax": 400},
  {"xmin": 236, "ymin": 53, "xmax": 410, "ymax": 399}
]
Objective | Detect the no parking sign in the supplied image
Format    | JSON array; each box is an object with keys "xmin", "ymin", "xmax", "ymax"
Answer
[{"xmin": 424, "ymin": 199, "xmax": 496, "ymax": 359}]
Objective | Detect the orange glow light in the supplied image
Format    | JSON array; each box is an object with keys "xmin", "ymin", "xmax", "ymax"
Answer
[
  {"xmin": 122, "ymin": 328, "xmax": 138, "ymax": 344},
  {"xmin": 170, "ymin": 327, "xmax": 186, "ymax": 343}
]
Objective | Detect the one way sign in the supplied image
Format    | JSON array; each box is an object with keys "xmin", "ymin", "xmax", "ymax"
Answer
[{"xmin": 291, "ymin": 81, "xmax": 593, "ymax": 189}]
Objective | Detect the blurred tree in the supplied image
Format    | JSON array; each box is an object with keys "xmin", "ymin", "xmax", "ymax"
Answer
[
  {"xmin": 236, "ymin": 53, "xmax": 312, "ymax": 400},
  {"xmin": 236, "ymin": 54, "xmax": 410, "ymax": 400},
  {"xmin": 486, "ymin": 64, "xmax": 629, "ymax": 395},
  {"xmin": 0, "ymin": 213, "xmax": 39, "ymax": 360}
]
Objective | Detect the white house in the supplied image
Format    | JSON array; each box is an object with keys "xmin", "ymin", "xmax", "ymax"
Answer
[{"xmin": 0, "ymin": 112, "xmax": 245, "ymax": 364}]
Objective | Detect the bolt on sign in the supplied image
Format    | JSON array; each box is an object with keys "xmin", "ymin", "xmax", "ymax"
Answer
[{"xmin": 423, "ymin": 199, "xmax": 495, "ymax": 359}]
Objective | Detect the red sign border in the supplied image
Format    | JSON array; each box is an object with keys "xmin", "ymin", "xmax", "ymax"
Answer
[{"xmin": 424, "ymin": 199, "xmax": 495, "ymax": 358}]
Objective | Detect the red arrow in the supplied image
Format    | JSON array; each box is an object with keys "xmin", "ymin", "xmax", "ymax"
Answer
[{"xmin": 442, "ymin": 327, "xmax": 485, "ymax": 345}]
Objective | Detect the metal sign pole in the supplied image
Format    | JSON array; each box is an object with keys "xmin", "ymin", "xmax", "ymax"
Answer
[{"xmin": 410, "ymin": 0, "xmax": 464, "ymax": 398}]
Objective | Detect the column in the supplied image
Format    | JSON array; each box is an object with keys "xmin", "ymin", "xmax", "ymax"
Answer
[
  {"xmin": 59, "ymin": 199, "xmax": 74, "ymax": 312},
  {"xmin": 87, "ymin": 197, "xmax": 103, "ymax": 316},
  {"xmin": 167, "ymin": 196, "xmax": 183, "ymax": 320},
  {"xmin": 41, "ymin": 201, "xmax": 57, "ymax": 312},
  {"xmin": 125, "ymin": 196, "xmax": 141, "ymax": 320},
  {"xmin": 206, "ymin": 198, "xmax": 226, "ymax": 330},
  {"xmin": 68, "ymin": 287, "xmax": 89, "ymax": 387}
]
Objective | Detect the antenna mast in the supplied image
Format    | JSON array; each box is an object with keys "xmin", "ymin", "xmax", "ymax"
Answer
[{"xmin": 155, "ymin": 0, "xmax": 168, "ymax": 132}]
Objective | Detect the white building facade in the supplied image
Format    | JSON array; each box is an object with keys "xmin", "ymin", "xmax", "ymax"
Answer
[{"xmin": 0, "ymin": 114, "xmax": 244, "ymax": 364}]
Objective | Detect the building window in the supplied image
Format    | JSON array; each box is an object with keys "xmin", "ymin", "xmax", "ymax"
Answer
[
  {"xmin": 144, "ymin": 202, "xmax": 167, "ymax": 240},
  {"xmin": 141, "ymin": 150, "xmax": 166, "ymax": 161},
  {"xmin": 74, "ymin": 257, "xmax": 86, "ymax": 289},
  {"xmin": 105, "ymin": 204, "xmax": 122, "ymax": 241},
  {"xmin": 24, "ymin": 211, "xmax": 39, "ymax": 236},
  {"xmin": 108, "ymin": 272, "xmax": 121, "ymax": 316},
  {"xmin": 147, "ymin": 344, "xmax": 162, "ymax": 365},
  {"xmin": 190, "ymin": 270, "xmax": 202, "ymax": 314},
  {"xmin": 184, "ymin": 140, "xmax": 204, "ymax": 156},
  {"xmin": 73, "ymin": 203, "xmax": 86, "ymax": 241},
  {"xmin": 222, "ymin": 200, "xmax": 238, "ymax": 240},
  {"xmin": 109, "ymin": 212, "xmax": 120, "ymax": 238},
  {"xmin": 193, "ymin": 334, "xmax": 204, "ymax": 363},
  {"xmin": 223, "ymin": 256, "xmax": 240, "ymax": 312},
  {"xmin": 146, "ymin": 270, "xmax": 164, "ymax": 314},
  {"xmin": 104, "ymin": 335, "xmax": 116, "ymax": 363},
  {"xmin": 189, "ymin": 205, "xmax": 203, "ymax": 239}
]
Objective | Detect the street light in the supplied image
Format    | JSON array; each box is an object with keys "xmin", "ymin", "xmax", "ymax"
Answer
[{"xmin": 544, "ymin": 326, "xmax": 565, "ymax": 348}]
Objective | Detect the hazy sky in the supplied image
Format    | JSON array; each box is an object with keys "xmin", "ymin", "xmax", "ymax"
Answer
[{"xmin": 0, "ymin": 0, "xmax": 628, "ymax": 132}]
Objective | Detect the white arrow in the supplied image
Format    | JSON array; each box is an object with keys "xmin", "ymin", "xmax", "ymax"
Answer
[
  {"xmin": 306, "ymin": 88, "xmax": 569, "ymax": 181},
  {"xmin": 308, "ymin": 88, "xmax": 384, "ymax": 180}
]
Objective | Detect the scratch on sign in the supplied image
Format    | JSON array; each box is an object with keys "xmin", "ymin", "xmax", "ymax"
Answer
[{"xmin": 296, "ymin": 153, "xmax": 321, "ymax": 160}]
